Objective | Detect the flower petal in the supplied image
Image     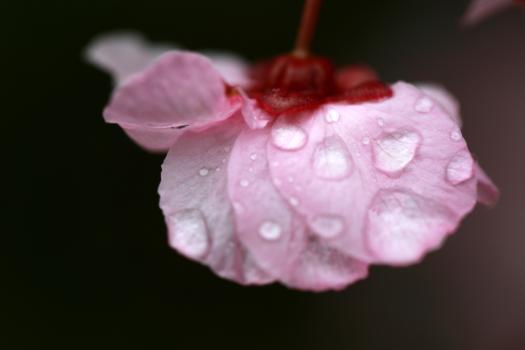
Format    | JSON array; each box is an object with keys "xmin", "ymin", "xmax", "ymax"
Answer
[
  {"xmin": 266, "ymin": 82, "xmax": 481, "ymax": 265},
  {"xmin": 462, "ymin": 0, "xmax": 514, "ymax": 26},
  {"xmin": 204, "ymin": 51, "xmax": 252, "ymax": 87},
  {"xmin": 103, "ymin": 51, "xmax": 241, "ymax": 151},
  {"xmin": 85, "ymin": 32, "xmax": 173, "ymax": 84},
  {"xmin": 159, "ymin": 115, "xmax": 274, "ymax": 285},
  {"xmin": 105, "ymin": 51, "xmax": 236, "ymax": 127},
  {"xmin": 417, "ymin": 83, "xmax": 462, "ymax": 126},
  {"xmin": 475, "ymin": 163, "xmax": 500, "ymax": 206},
  {"xmin": 227, "ymin": 127, "xmax": 306, "ymax": 280},
  {"xmin": 282, "ymin": 238, "xmax": 369, "ymax": 292},
  {"xmin": 237, "ymin": 88, "xmax": 273, "ymax": 129}
]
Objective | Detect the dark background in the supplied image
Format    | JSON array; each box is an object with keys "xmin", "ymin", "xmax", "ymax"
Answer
[{"xmin": 3, "ymin": 1, "xmax": 525, "ymax": 349}]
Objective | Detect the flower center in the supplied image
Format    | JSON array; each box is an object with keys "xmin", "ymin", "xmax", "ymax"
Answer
[{"xmin": 247, "ymin": 55, "xmax": 393, "ymax": 116}]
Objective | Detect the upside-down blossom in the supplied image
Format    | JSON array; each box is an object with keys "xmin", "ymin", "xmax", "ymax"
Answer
[
  {"xmin": 87, "ymin": 31, "xmax": 499, "ymax": 291},
  {"xmin": 463, "ymin": 0, "xmax": 525, "ymax": 25}
]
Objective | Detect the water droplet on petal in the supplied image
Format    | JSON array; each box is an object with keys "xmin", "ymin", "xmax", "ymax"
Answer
[
  {"xmin": 450, "ymin": 128, "xmax": 462, "ymax": 141},
  {"xmin": 312, "ymin": 136, "xmax": 353, "ymax": 180},
  {"xmin": 258, "ymin": 221, "xmax": 282, "ymax": 241},
  {"xmin": 446, "ymin": 150, "xmax": 474, "ymax": 185},
  {"xmin": 362, "ymin": 137, "xmax": 370, "ymax": 145},
  {"xmin": 324, "ymin": 109, "xmax": 340, "ymax": 123},
  {"xmin": 377, "ymin": 118, "xmax": 385, "ymax": 127},
  {"xmin": 168, "ymin": 209, "xmax": 209, "ymax": 258},
  {"xmin": 240, "ymin": 179, "xmax": 250, "ymax": 188},
  {"xmin": 250, "ymin": 153, "xmax": 258, "ymax": 161},
  {"xmin": 309, "ymin": 215, "xmax": 344, "ymax": 239},
  {"xmin": 414, "ymin": 96, "xmax": 434, "ymax": 113},
  {"xmin": 289, "ymin": 197, "xmax": 299, "ymax": 207},
  {"xmin": 271, "ymin": 122, "xmax": 308, "ymax": 151},
  {"xmin": 198, "ymin": 167, "xmax": 209, "ymax": 176},
  {"xmin": 373, "ymin": 130, "xmax": 421, "ymax": 175}
]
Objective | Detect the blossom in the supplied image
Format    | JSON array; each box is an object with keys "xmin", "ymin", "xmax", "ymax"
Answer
[
  {"xmin": 463, "ymin": 0, "xmax": 525, "ymax": 25},
  {"xmin": 87, "ymin": 33, "xmax": 499, "ymax": 291}
]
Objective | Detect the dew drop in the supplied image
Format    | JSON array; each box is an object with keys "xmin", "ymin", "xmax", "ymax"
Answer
[
  {"xmin": 362, "ymin": 137, "xmax": 370, "ymax": 145},
  {"xmin": 198, "ymin": 167, "xmax": 209, "ymax": 176},
  {"xmin": 289, "ymin": 197, "xmax": 299, "ymax": 207},
  {"xmin": 258, "ymin": 221, "xmax": 282, "ymax": 241},
  {"xmin": 250, "ymin": 153, "xmax": 258, "ymax": 161},
  {"xmin": 240, "ymin": 179, "xmax": 250, "ymax": 188},
  {"xmin": 450, "ymin": 128, "xmax": 462, "ymax": 141},
  {"xmin": 309, "ymin": 215, "xmax": 344, "ymax": 239},
  {"xmin": 324, "ymin": 109, "xmax": 340, "ymax": 123},
  {"xmin": 373, "ymin": 130, "xmax": 421, "ymax": 175},
  {"xmin": 168, "ymin": 209, "xmax": 209, "ymax": 258},
  {"xmin": 312, "ymin": 136, "xmax": 353, "ymax": 180},
  {"xmin": 446, "ymin": 150, "xmax": 474, "ymax": 185},
  {"xmin": 271, "ymin": 122, "xmax": 308, "ymax": 151},
  {"xmin": 414, "ymin": 96, "xmax": 434, "ymax": 113}
]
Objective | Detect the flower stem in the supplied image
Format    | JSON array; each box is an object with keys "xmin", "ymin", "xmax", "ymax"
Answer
[{"xmin": 293, "ymin": 0, "xmax": 323, "ymax": 57}]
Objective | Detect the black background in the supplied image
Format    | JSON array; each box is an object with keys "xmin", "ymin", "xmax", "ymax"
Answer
[{"xmin": 4, "ymin": 1, "xmax": 525, "ymax": 349}]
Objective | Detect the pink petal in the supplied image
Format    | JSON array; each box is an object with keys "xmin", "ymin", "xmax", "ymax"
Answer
[
  {"xmin": 204, "ymin": 51, "xmax": 252, "ymax": 87},
  {"xmin": 227, "ymin": 127, "xmax": 306, "ymax": 279},
  {"xmin": 462, "ymin": 0, "xmax": 514, "ymax": 26},
  {"xmin": 266, "ymin": 82, "xmax": 480, "ymax": 265},
  {"xmin": 417, "ymin": 83, "xmax": 462, "ymax": 126},
  {"xmin": 237, "ymin": 88, "xmax": 274, "ymax": 129},
  {"xmin": 281, "ymin": 239, "xmax": 369, "ymax": 291},
  {"xmin": 122, "ymin": 126, "xmax": 184, "ymax": 153},
  {"xmin": 85, "ymin": 32, "xmax": 173, "ymax": 84},
  {"xmin": 475, "ymin": 163, "xmax": 500, "ymax": 206},
  {"xmin": 104, "ymin": 52, "xmax": 240, "ymax": 151},
  {"xmin": 158, "ymin": 115, "xmax": 274, "ymax": 285}
]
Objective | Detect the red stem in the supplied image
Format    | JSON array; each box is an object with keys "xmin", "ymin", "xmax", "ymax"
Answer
[{"xmin": 294, "ymin": 0, "xmax": 323, "ymax": 57}]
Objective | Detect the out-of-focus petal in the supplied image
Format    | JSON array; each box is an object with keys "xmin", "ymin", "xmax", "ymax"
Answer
[
  {"xmin": 475, "ymin": 163, "xmax": 500, "ymax": 206},
  {"xmin": 266, "ymin": 82, "xmax": 479, "ymax": 265},
  {"xmin": 204, "ymin": 51, "xmax": 252, "ymax": 87},
  {"xmin": 105, "ymin": 51, "xmax": 235, "ymax": 127},
  {"xmin": 122, "ymin": 126, "xmax": 185, "ymax": 153},
  {"xmin": 417, "ymin": 83, "xmax": 462, "ymax": 126},
  {"xmin": 159, "ymin": 115, "xmax": 274, "ymax": 284},
  {"xmin": 462, "ymin": 0, "xmax": 514, "ymax": 26},
  {"xmin": 103, "ymin": 52, "xmax": 241, "ymax": 151},
  {"xmin": 85, "ymin": 32, "xmax": 173, "ymax": 84},
  {"xmin": 227, "ymin": 127, "xmax": 305, "ymax": 279}
]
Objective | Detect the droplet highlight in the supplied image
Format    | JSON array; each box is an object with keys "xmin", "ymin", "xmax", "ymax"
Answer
[
  {"xmin": 168, "ymin": 209, "xmax": 209, "ymax": 258},
  {"xmin": 324, "ymin": 109, "xmax": 340, "ymax": 123},
  {"xmin": 373, "ymin": 130, "xmax": 421, "ymax": 175},
  {"xmin": 446, "ymin": 150, "xmax": 474, "ymax": 185},
  {"xmin": 414, "ymin": 96, "xmax": 434, "ymax": 113},
  {"xmin": 309, "ymin": 215, "xmax": 344, "ymax": 239},
  {"xmin": 258, "ymin": 221, "xmax": 282, "ymax": 241},
  {"xmin": 312, "ymin": 136, "xmax": 353, "ymax": 180},
  {"xmin": 271, "ymin": 121, "xmax": 308, "ymax": 151}
]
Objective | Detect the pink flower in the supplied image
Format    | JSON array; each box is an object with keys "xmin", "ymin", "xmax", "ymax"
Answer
[
  {"xmin": 87, "ymin": 33, "xmax": 499, "ymax": 291},
  {"xmin": 463, "ymin": 0, "xmax": 525, "ymax": 25}
]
